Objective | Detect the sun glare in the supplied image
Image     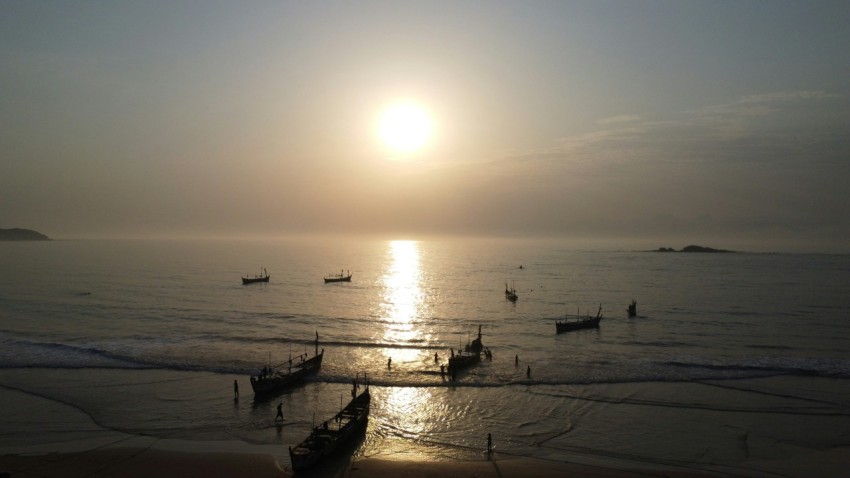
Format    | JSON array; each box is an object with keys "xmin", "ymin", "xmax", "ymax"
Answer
[{"xmin": 378, "ymin": 103, "xmax": 434, "ymax": 155}]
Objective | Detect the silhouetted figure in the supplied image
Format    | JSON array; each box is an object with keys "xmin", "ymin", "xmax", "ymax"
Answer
[
  {"xmin": 275, "ymin": 402, "xmax": 284, "ymax": 422},
  {"xmin": 527, "ymin": 365, "xmax": 531, "ymax": 379},
  {"xmin": 233, "ymin": 379, "xmax": 239, "ymax": 399},
  {"xmin": 434, "ymin": 352, "xmax": 439, "ymax": 363},
  {"xmin": 387, "ymin": 357, "xmax": 392, "ymax": 370},
  {"xmin": 440, "ymin": 364, "xmax": 445, "ymax": 377},
  {"xmin": 487, "ymin": 432, "xmax": 493, "ymax": 453},
  {"xmin": 315, "ymin": 331, "xmax": 319, "ymax": 354},
  {"xmin": 515, "ymin": 355, "xmax": 519, "ymax": 366}
]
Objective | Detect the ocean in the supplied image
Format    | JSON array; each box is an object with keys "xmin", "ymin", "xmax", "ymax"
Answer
[{"xmin": 1, "ymin": 238, "xmax": 849, "ymax": 476}]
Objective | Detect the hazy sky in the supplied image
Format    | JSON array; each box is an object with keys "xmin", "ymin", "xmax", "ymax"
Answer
[{"xmin": 2, "ymin": 1, "xmax": 848, "ymax": 251}]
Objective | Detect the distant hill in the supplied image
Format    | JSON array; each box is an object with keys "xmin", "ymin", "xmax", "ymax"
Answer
[
  {"xmin": 654, "ymin": 245, "xmax": 733, "ymax": 253},
  {"xmin": 0, "ymin": 228, "xmax": 51, "ymax": 241}
]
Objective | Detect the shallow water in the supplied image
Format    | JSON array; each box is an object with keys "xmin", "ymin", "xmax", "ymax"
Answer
[{"xmin": 1, "ymin": 238, "xmax": 849, "ymax": 475}]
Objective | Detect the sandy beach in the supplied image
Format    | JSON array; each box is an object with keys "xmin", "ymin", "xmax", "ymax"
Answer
[{"xmin": 0, "ymin": 447, "xmax": 723, "ymax": 478}]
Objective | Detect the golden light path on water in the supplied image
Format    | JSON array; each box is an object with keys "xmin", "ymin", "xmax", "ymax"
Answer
[
  {"xmin": 377, "ymin": 240, "xmax": 436, "ymax": 453},
  {"xmin": 380, "ymin": 240, "xmax": 424, "ymax": 364}
]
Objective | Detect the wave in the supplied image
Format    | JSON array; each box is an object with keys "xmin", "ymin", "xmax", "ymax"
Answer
[{"xmin": 664, "ymin": 358, "xmax": 850, "ymax": 379}]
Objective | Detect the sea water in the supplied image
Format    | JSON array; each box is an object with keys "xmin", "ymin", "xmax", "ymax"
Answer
[{"xmin": 1, "ymin": 238, "xmax": 849, "ymax": 475}]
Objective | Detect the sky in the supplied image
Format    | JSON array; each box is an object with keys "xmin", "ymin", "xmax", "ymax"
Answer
[{"xmin": 2, "ymin": 1, "xmax": 849, "ymax": 251}]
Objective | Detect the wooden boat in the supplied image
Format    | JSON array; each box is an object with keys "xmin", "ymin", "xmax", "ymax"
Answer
[
  {"xmin": 289, "ymin": 378, "xmax": 370, "ymax": 471},
  {"xmin": 447, "ymin": 325, "xmax": 484, "ymax": 379},
  {"xmin": 242, "ymin": 267, "xmax": 270, "ymax": 284},
  {"xmin": 627, "ymin": 300, "xmax": 637, "ymax": 317},
  {"xmin": 556, "ymin": 304, "xmax": 603, "ymax": 333},
  {"xmin": 505, "ymin": 282, "xmax": 518, "ymax": 301},
  {"xmin": 250, "ymin": 337, "xmax": 323, "ymax": 395},
  {"xmin": 324, "ymin": 269, "xmax": 352, "ymax": 283}
]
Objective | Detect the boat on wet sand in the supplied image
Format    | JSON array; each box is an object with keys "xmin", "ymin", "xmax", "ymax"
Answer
[{"xmin": 289, "ymin": 378, "xmax": 370, "ymax": 471}]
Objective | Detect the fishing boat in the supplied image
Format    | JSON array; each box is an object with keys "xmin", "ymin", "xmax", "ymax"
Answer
[
  {"xmin": 627, "ymin": 300, "xmax": 637, "ymax": 317},
  {"xmin": 289, "ymin": 377, "xmax": 371, "ymax": 471},
  {"xmin": 250, "ymin": 335, "xmax": 323, "ymax": 395},
  {"xmin": 324, "ymin": 269, "xmax": 352, "ymax": 283},
  {"xmin": 505, "ymin": 282, "xmax": 518, "ymax": 301},
  {"xmin": 555, "ymin": 304, "xmax": 603, "ymax": 333},
  {"xmin": 447, "ymin": 325, "xmax": 485, "ymax": 379},
  {"xmin": 242, "ymin": 267, "xmax": 270, "ymax": 284}
]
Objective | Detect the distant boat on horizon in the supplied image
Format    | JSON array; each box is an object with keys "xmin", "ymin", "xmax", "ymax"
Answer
[
  {"xmin": 324, "ymin": 269, "xmax": 352, "ymax": 283},
  {"xmin": 505, "ymin": 282, "xmax": 518, "ymax": 302},
  {"xmin": 628, "ymin": 299, "xmax": 637, "ymax": 318},
  {"xmin": 242, "ymin": 267, "xmax": 269, "ymax": 284}
]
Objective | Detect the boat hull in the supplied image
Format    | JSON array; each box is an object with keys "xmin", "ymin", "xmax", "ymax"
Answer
[
  {"xmin": 250, "ymin": 352, "xmax": 323, "ymax": 395},
  {"xmin": 555, "ymin": 316, "xmax": 602, "ymax": 333},
  {"xmin": 289, "ymin": 388, "xmax": 371, "ymax": 471},
  {"xmin": 323, "ymin": 275, "xmax": 352, "ymax": 283},
  {"xmin": 242, "ymin": 276, "xmax": 269, "ymax": 284}
]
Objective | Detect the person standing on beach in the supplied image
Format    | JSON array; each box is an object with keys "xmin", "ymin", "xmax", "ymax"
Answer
[
  {"xmin": 527, "ymin": 365, "xmax": 531, "ymax": 378},
  {"xmin": 515, "ymin": 354, "xmax": 519, "ymax": 366},
  {"xmin": 233, "ymin": 379, "xmax": 239, "ymax": 399},
  {"xmin": 275, "ymin": 402, "xmax": 284, "ymax": 422},
  {"xmin": 487, "ymin": 432, "xmax": 493, "ymax": 453},
  {"xmin": 387, "ymin": 357, "xmax": 392, "ymax": 369}
]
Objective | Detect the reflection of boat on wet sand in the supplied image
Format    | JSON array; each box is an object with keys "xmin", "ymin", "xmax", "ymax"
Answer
[
  {"xmin": 289, "ymin": 378, "xmax": 370, "ymax": 471},
  {"xmin": 250, "ymin": 335, "xmax": 323, "ymax": 395},
  {"xmin": 556, "ymin": 305, "xmax": 603, "ymax": 333},
  {"xmin": 242, "ymin": 267, "xmax": 269, "ymax": 284},
  {"xmin": 324, "ymin": 269, "xmax": 352, "ymax": 283},
  {"xmin": 447, "ymin": 325, "xmax": 486, "ymax": 378},
  {"xmin": 505, "ymin": 282, "xmax": 518, "ymax": 301}
]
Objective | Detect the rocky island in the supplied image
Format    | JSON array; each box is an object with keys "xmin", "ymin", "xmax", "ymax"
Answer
[{"xmin": 0, "ymin": 228, "xmax": 51, "ymax": 241}]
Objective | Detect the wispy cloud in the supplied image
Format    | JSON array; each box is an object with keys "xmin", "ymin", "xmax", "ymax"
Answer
[{"xmin": 596, "ymin": 114, "xmax": 641, "ymax": 125}]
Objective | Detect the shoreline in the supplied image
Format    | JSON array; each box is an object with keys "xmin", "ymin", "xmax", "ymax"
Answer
[{"xmin": 0, "ymin": 447, "xmax": 720, "ymax": 478}]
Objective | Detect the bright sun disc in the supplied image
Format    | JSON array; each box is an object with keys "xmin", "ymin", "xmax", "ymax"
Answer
[{"xmin": 378, "ymin": 103, "xmax": 433, "ymax": 155}]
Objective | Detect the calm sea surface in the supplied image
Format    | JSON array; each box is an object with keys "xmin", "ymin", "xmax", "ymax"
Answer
[{"xmin": 1, "ymin": 238, "xmax": 849, "ymax": 475}]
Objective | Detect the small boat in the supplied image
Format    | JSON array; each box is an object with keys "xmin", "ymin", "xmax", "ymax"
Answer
[
  {"xmin": 447, "ymin": 325, "xmax": 484, "ymax": 379},
  {"xmin": 250, "ymin": 335, "xmax": 323, "ymax": 395},
  {"xmin": 627, "ymin": 300, "xmax": 637, "ymax": 317},
  {"xmin": 505, "ymin": 282, "xmax": 518, "ymax": 301},
  {"xmin": 289, "ymin": 377, "xmax": 371, "ymax": 471},
  {"xmin": 242, "ymin": 267, "xmax": 270, "ymax": 284},
  {"xmin": 324, "ymin": 269, "xmax": 352, "ymax": 283},
  {"xmin": 556, "ymin": 304, "xmax": 603, "ymax": 333}
]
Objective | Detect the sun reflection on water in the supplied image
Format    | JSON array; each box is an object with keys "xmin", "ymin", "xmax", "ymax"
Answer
[
  {"xmin": 377, "ymin": 240, "xmax": 438, "ymax": 449},
  {"xmin": 380, "ymin": 240, "xmax": 425, "ymax": 364}
]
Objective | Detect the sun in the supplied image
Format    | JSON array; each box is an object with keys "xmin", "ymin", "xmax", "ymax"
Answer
[{"xmin": 377, "ymin": 102, "xmax": 434, "ymax": 155}]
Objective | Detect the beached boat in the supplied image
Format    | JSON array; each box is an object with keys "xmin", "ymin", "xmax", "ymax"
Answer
[
  {"xmin": 555, "ymin": 305, "xmax": 603, "ymax": 333},
  {"xmin": 289, "ymin": 378, "xmax": 370, "ymax": 471},
  {"xmin": 250, "ymin": 337, "xmax": 323, "ymax": 395},
  {"xmin": 324, "ymin": 269, "xmax": 352, "ymax": 283},
  {"xmin": 505, "ymin": 282, "xmax": 518, "ymax": 301},
  {"xmin": 627, "ymin": 300, "xmax": 637, "ymax": 317},
  {"xmin": 447, "ymin": 325, "xmax": 485, "ymax": 379},
  {"xmin": 242, "ymin": 267, "xmax": 270, "ymax": 284}
]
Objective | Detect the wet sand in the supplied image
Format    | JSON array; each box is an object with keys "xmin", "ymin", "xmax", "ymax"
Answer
[{"xmin": 0, "ymin": 448, "xmax": 718, "ymax": 478}]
